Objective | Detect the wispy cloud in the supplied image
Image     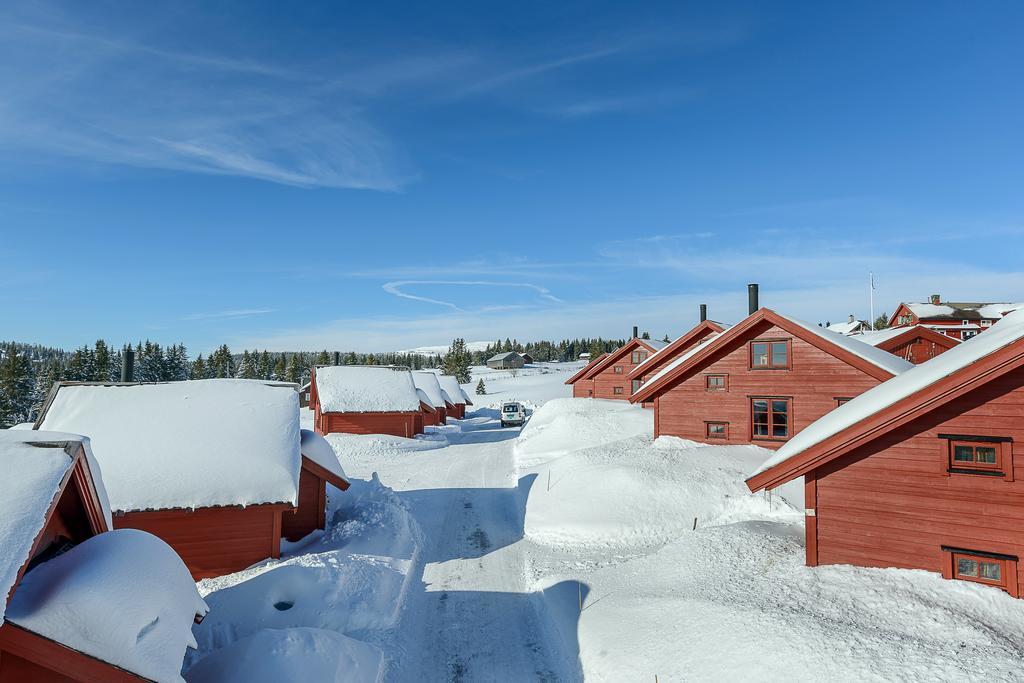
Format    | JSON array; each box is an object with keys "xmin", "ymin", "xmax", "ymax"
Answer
[
  {"xmin": 382, "ymin": 280, "xmax": 564, "ymax": 312},
  {"xmin": 182, "ymin": 309, "xmax": 276, "ymax": 321}
]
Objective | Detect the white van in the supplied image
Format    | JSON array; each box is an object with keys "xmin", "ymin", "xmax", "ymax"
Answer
[{"xmin": 500, "ymin": 401, "xmax": 526, "ymax": 428}]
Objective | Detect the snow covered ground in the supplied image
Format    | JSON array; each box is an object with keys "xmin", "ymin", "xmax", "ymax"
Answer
[{"xmin": 186, "ymin": 363, "xmax": 1024, "ymax": 681}]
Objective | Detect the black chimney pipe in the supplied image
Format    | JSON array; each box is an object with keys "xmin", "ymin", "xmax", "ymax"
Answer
[
  {"xmin": 748, "ymin": 283, "xmax": 759, "ymax": 315},
  {"xmin": 333, "ymin": 351, "xmax": 340, "ymax": 366},
  {"xmin": 632, "ymin": 325, "xmax": 638, "ymax": 339},
  {"xmin": 121, "ymin": 349, "xmax": 135, "ymax": 382},
  {"xmin": 699, "ymin": 304, "xmax": 707, "ymax": 323}
]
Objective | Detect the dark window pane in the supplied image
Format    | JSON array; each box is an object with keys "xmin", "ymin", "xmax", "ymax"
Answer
[
  {"xmin": 953, "ymin": 445, "xmax": 974, "ymax": 462},
  {"xmin": 980, "ymin": 561, "xmax": 1002, "ymax": 581},
  {"xmin": 751, "ymin": 343, "xmax": 768, "ymax": 367},
  {"xmin": 976, "ymin": 447, "xmax": 997, "ymax": 464},
  {"xmin": 957, "ymin": 558, "xmax": 979, "ymax": 577},
  {"xmin": 771, "ymin": 400, "xmax": 789, "ymax": 415},
  {"xmin": 771, "ymin": 342, "xmax": 788, "ymax": 367},
  {"xmin": 773, "ymin": 423, "xmax": 788, "ymax": 438}
]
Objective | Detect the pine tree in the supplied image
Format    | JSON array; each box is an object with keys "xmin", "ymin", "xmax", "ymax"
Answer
[
  {"xmin": 442, "ymin": 338, "xmax": 472, "ymax": 384},
  {"xmin": 285, "ymin": 353, "xmax": 302, "ymax": 384},
  {"xmin": 873, "ymin": 313, "xmax": 890, "ymax": 330},
  {"xmin": 476, "ymin": 378, "xmax": 486, "ymax": 395},
  {"xmin": 237, "ymin": 350, "xmax": 258, "ymax": 379},
  {"xmin": 258, "ymin": 351, "xmax": 272, "ymax": 379},
  {"xmin": 0, "ymin": 344, "xmax": 35, "ymax": 427},
  {"xmin": 273, "ymin": 354, "xmax": 287, "ymax": 380},
  {"xmin": 192, "ymin": 354, "xmax": 207, "ymax": 380},
  {"xmin": 94, "ymin": 340, "xmax": 111, "ymax": 381}
]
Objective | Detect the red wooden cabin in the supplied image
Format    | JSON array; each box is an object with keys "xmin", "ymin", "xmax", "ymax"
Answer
[
  {"xmin": 311, "ymin": 366, "xmax": 425, "ymax": 438},
  {"xmin": 283, "ymin": 430, "xmax": 350, "ymax": 542},
  {"xmin": 570, "ymin": 337, "xmax": 670, "ymax": 402},
  {"xmin": 0, "ymin": 432, "xmax": 205, "ymax": 681},
  {"xmin": 565, "ymin": 353, "xmax": 608, "ymax": 398},
  {"xmin": 889, "ymin": 295, "xmax": 1024, "ymax": 340},
  {"xmin": 413, "ymin": 372, "xmax": 448, "ymax": 426},
  {"xmin": 437, "ymin": 375, "xmax": 472, "ymax": 419},
  {"xmin": 627, "ymin": 319, "xmax": 725, "ymax": 388},
  {"xmin": 851, "ymin": 325, "xmax": 959, "ymax": 364},
  {"xmin": 37, "ymin": 380, "xmax": 320, "ymax": 580},
  {"xmin": 630, "ymin": 308, "xmax": 913, "ymax": 447},
  {"xmin": 747, "ymin": 310, "xmax": 1024, "ymax": 597}
]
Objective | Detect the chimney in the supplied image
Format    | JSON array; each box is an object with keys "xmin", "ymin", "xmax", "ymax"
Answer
[
  {"xmin": 931, "ymin": 294, "xmax": 941, "ymax": 305},
  {"xmin": 632, "ymin": 325, "xmax": 639, "ymax": 339},
  {"xmin": 747, "ymin": 283, "xmax": 759, "ymax": 315},
  {"xmin": 848, "ymin": 314, "xmax": 855, "ymax": 323},
  {"xmin": 699, "ymin": 304, "xmax": 707, "ymax": 322},
  {"xmin": 333, "ymin": 351, "xmax": 340, "ymax": 366},
  {"xmin": 121, "ymin": 349, "xmax": 135, "ymax": 383}
]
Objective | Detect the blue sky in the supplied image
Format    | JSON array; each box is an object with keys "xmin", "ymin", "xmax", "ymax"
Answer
[{"xmin": 2, "ymin": 1, "xmax": 1023, "ymax": 353}]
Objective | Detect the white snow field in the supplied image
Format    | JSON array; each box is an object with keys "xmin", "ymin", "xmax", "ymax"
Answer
[{"xmin": 184, "ymin": 362, "xmax": 1024, "ymax": 681}]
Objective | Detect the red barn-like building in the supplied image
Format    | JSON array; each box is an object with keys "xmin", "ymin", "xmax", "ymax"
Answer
[
  {"xmin": 0, "ymin": 431, "xmax": 207, "ymax": 681},
  {"xmin": 889, "ymin": 295, "xmax": 1024, "ymax": 340},
  {"xmin": 747, "ymin": 310, "xmax": 1024, "ymax": 597},
  {"xmin": 565, "ymin": 353, "xmax": 609, "ymax": 398},
  {"xmin": 36, "ymin": 380, "xmax": 325, "ymax": 579},
  {"xmin": 569, "ymin": 336, "xmax": 669, "ymax": 401},
  {"xmin": 630, "ymin": 308, "xmax": 913, "ymax": 447},
  {"xmin": 311, "ymin": 366, "xmax": 426, "ymax": 438},
  {"xmin": 413, "ymin": 372, "xmax": 449, "ymax": 426},
  {"xmin": 437, "ymin": 375, "xmax": 473, "ymax": 419},
  {"xmin": 850, "ymin": 325, "xmax": 960, "ymax": 365}
]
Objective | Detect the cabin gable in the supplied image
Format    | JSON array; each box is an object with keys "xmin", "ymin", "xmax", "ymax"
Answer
[
  {"xmin": 588, "ymin": 339, "xmax": 662, "ymax": 400},
  {"xmin": 889, "ymin": 303, "xmax": 919, "ymax": 328},
  {"xmin": 655, "ymin": 321, "xmax": 884, "ymax": 447},
  {"xmin": 809, "ymin": 364, "xmax": 1024, "ymax": 596}
]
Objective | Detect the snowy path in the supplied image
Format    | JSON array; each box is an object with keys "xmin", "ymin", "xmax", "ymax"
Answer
[{"xmin": 357, "ymin": 418, "xmax": 578, "ymax": 682}]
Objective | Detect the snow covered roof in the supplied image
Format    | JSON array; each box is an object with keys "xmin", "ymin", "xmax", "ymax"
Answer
[
  {"xmin": 0, "ymin": 431, "xmax": 89, "ymax": 621},
  {"xmin": 638, "ymin": 333, "xmax": 723, "ymax": 391},
  {"xmin": 436, "ymin": 375, "xmax": 470, "ymax": 405},
  {"xmin": 412, "ymin": 372, "xmax": 447, "ymax": 408},
  {"xmin": 630, "ymin": 322, "xmax": 728, "ymax": 377},
  {"xmin": 642, "ymin": 338, "xmax": 670, "ymax": 351},
  {"xmin": 902, "ymin": 301, "xmax": 1024, "ymax": 321},
  {"xmin": 314, "ymin": 366, "xmax": 422, "ymax": 413},
  {"xmin": 776, "ymin": 313, "xmax": 914, "ymax": 376},
  {"xmin": 38, "ymin": 380, "xmax": 301, "ymax": 513},
  {"xmin": 299, "ymin": 429, "xmax": 348, "ymax": 485},
  {"xmin": 487, "ymin": 352, "xmax": 522, "ymax": 361},
  {"xmin": 751, "ymin": 308, "xmax": 1024, "ymax": 480},
  {"xmin": 825, "ymin": 320, "xmax": 868, "ymax": 335},
  {"xmin": 6, "ymin": 528, "xmax": 207, "ymax": 683},
  {"xmin": 849, "ymin": 325, "xmax": 961, "ymax": 348}
]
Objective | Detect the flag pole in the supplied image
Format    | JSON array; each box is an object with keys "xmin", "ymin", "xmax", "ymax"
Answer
[{"xmin": 869, "ymin": 272, "xmax": 876, "ymax": 329}]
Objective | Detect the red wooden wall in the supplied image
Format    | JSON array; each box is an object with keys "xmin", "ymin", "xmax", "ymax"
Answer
[
  {"xmin": 317, "ymin": 410, "xmax": 421, "ymax": 438},
  {"xmin": 0, "ymin": 624, "xmax": 145, "ymax": 682},
  {"xmin": 449, "ymin": 403, "xmax": 466, "ymax": 419},
  {"xmin": 571, "ymin": 380, "xmax": 594, "ymax": 398},
  {"xmin": 113, "ymin": 504, "xmax": 285, "ymax": 580},
  {"xmin": 655, "ymin": 322, "xmax": 883, "ymax": 447},
  {"xmin": 808, "ymin": 366, "xmax": 1024, "ymax": 593},
  {"xmin": 878, "ymin": 334, "xmax": 953, "ymax": 364},
  {"xmin": 281, "ymin": 467, "xmax": 326, "ymax": 542},
  {"xmin": 590, "ymin": 346, "xmax": 652, "ymax": 401}
]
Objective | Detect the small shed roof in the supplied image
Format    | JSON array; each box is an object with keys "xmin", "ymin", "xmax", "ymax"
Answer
[
  {"xmin": 37, "ymin": 380, "xmax": 301, "ymax": 513},
  {"xmin": 413, "ymin": 372, "xmax": 447, "ymax": 408},
  {"xmin": 6, "ymin": 528, "xmax": 208, "ymax": 682},
  {"xmin": 0, "ymin": 431, "xmax": 99, "ymax": 621},
  {"xmin": 487, "ymin": 352, "xmax": 522, "ymax": 362},
  {"xmin": 436, "ymin": 375, "xmax": 471, "ymax": 405},
  {"xmin": 314, "ymin": 366, "xmax": 422, "ymax": 414},
  {"xmin": 299, "ymin": 429, "xmax": 349, "ymax": 490}
]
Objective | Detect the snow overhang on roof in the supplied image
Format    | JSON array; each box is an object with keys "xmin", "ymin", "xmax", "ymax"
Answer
[{"xmin": 314, "ymin": 366, "xmax": 422, "ymax": 413}]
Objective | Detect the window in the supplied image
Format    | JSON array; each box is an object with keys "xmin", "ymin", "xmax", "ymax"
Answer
[
  {"xmin": 940, "ymin": 434, "xmax": 1012, "ymax": 479},
  {"xmin": 705, "ymin": 374, "xmax": 727, "ymax": 391},
  {"xmin": 631, "ymin": 379, "xmax": 642, "ymax": 394},
  {"xmin": 705, "ymin": 422, "xmax": 728, "ymax": 439},
  {"xmin": 898, "ymin": 314, "xmax": 913, "ymax": 325},
  {"xmin": 981, "ymin": 320, "xmax": 993, "ymax": 327},
  {"xmin": 750, "ymin": 339, "xmax": 790, "ymax": 369},
  {"xmin": 613, "ymin": 365, "xmax": 623, "ymax": 374},
  {"xmin": 631, "ymin": 350, "xmax": 648, "ymax": 364},
  {"xmin": 942, "ymin": 546, "xmax": 1018, "ymax": 596},
  {"xmin": 835, "ymin": 397, "xmax": 852, "ymax": 406},
  {"xmin": 752, "ymin": 398, "xmax": 790, "ymax": 440},
  {"xmin": 613, "ymin": 386, "xmax": 623, "ymax": 395},
  {"xmin": 963, "ymin": 330, "xmax": 979, "ymax": 339}
]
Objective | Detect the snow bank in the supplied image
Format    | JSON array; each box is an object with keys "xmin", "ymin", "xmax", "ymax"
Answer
[
  {"xmin": 515, "ymin": 398, "xmax": 652, "ymax": 467},
  {"xmin": 7, "ymin": 529, "xmax": 207, "ymax": 683},
  {"xmin": 523, "ymin": 436, "xmax": 799, "ymax": 549},
  {"xmin": 468, "ymin": 362, "xmax": 577, "ymax": 408},
  {"xmin": 0, "ymin": 430, "xmax": 82, "ymax": 621},
  {"xmin": 300, "ymin": 429, "xmax": 347, "ymax": 482},
  {"xmin": 755, "ymin": 308, "xmax": 1024, "ymax": 477},
  {"xmin": 315, "ymin": 366, "xmax": 421, "ymax": 413},
  {"xmin": 412, "ymin": 372, "xmax": 447, "ymax": 408},
  {"xmin": 185, "ymin": 628, "xmax": 382, "ymax": 683},
  {"xmin": 38, "ymin": 380, "xmax": 301, "ymax": 512}
]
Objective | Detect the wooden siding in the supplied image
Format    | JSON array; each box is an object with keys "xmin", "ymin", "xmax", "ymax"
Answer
[
  {"xmin": 449, "ymin": 403, "xmax": 466, "ymax": 419},
  {"xmin": 317, "ymin": 410, "xmax": 421, "ymax": 438},
  {"xmin": 656, "ymin": 321, "xmax": 883, "ymax": 447},
  {"xmin": 0, "ymin": 623, "xmax": 144, "ymax": 682},
  {"xmin": 571, "ymin": 380, "xmax": 595, "ymax": 398},
  {"xmin": 282, "ymin": 467, "xmax": 325, "ymax": 542},
  {"xmin": 876, "ymin": 331, "xmax": 956, "ymax": 364},
  {"xmin": 590, "ymin": 341, "xmax": 658, "ymax": 401},
  {"xmin": 810, "ymin": 366, "xmax": 1024, "ymax": 594},
  {"xmin": 113, "ymin": 504, "xmax": 286, "ymax": 580}
]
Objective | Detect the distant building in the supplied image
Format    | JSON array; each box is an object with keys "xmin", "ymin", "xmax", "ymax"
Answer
[
  {"xmin": 486, "ymin": 352, "xmax": 525, "ymax": 369},
  {"xmin": 311, "ymin": 366, "xmax": 426, "ymax": 438},
  {"xmin": 826, "ymin": 315, "xmax": 871, "ymax": 335},
  {"xmin": 436, "ymin": 375, "xmax": 473, "ymax": 419},
  {"xmin": 300, "ymin": 381, "xmax": 311, "ymax": 408},
  {"xmin": 569, "ymin": 336, "xmax": 669, "ymax": 401},
  {"xmin": 520, "ymin": 353, "xmax": 534, "ymax": 365},
  {"xmin": 850, "ymin": 325, "xmax": 960, "ymax": 364},
  {"xmin": 889, "ymin": 295, "xmax": 1024, "ymax": 340}
]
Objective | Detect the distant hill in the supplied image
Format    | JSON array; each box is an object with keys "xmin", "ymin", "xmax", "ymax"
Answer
[{"xmin": 398, "ymin": 341, "xmax": 493, "ymax": 356}]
